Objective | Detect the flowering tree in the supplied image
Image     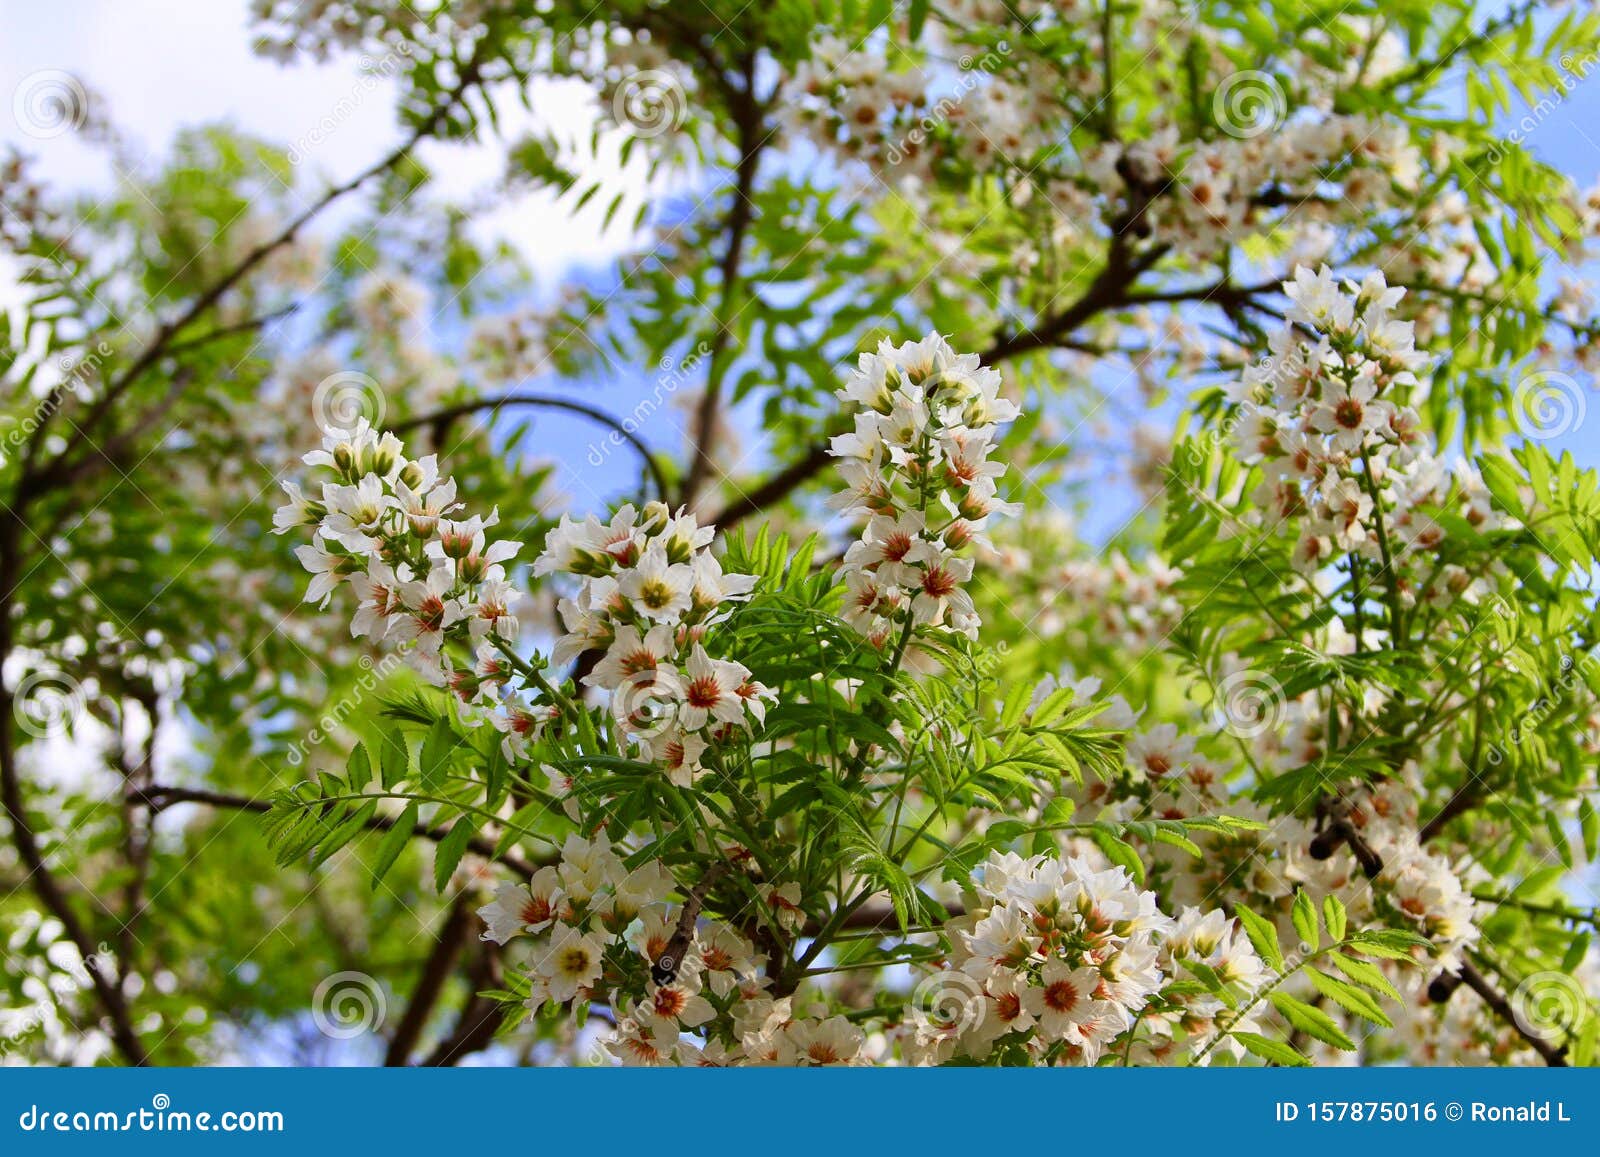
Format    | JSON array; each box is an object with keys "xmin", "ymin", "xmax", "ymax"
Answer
[{"xmin": 4, "ymin": 0, "xmax": 1600, "ymax": 1066}]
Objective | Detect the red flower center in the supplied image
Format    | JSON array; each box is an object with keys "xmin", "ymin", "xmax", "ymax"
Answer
[
  {"xmin": 686, "ymin": 677, "xmax": 722, "ymax": 709},
  {"xmin": 921, "ymin": 567, "xmax": 957, "ymax": 598},
  {"xmin": 1043, "ymin": 979, "xmax": 1080, "ymax": 1014}
]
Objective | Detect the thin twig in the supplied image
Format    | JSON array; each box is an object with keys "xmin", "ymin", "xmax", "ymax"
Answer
[{"xmin": 130, "ymin": 784, "xmax": 542, "ymax": 879}]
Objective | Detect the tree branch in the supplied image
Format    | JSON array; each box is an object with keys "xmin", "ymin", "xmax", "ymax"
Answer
[
  {"xmin": 1456, "ymin": 959, "xmax": 1569, "ymax": 1066},
  {"xmin": 386, "ymin": 890, "xmax": 477, "ymax": 1066},
  {"xmin": 392, "ymin": 392, "xmax": 668, "ymax": 500},
  {"xmin": 679, "ymin": 52, "xmax": 764, "ymax": 509},
  {"xmin": 129, "ymin": 784, "xmax": 542, "ymax": 880},
  {"xmin": 23, "ymin": 58, "xmax": 484, "ymax": 499},
  {"xmin": 0, "ymin": 697, "xmax": 150, "ymax": 1064},
  {"xmin": 419, "ymin": 941, "xmax": 505, "ymax": 1066}
]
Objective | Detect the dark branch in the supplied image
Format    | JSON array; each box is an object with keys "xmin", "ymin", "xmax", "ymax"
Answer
[
  {"xmin": 386, "ymin": 891, "xmax": 477, "ymax": 1066},
  {"xmin": 1456, "ymin": 959, "xmax": 1569, "ymax": 1066},
  {"xmin": 392, "ymin": 392, "xmax": 668, "ymax": 501},
  {"xmin": 130, "ymin": 784, "xmax": 542, "ymax": 880}
]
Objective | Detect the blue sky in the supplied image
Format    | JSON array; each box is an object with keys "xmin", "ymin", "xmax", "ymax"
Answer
[{"xmin": 5, "ymin": 0, "xmax": 1599, "ymax": 539}]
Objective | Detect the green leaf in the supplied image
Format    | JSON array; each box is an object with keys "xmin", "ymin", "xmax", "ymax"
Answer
[
  {"xmin": 1322, "ymin": 895, "xmax": 1348, "ymax": 943},
  {"xmin": 1270, "ymin": 992, "xmax": 1357, "ymax": 1050},
  {"xmin": 484, "ymin": 743, "xmax": 509, "ymax": 809},
  {"xmin": 1327, "ymin": 951, "xmax": 1402, "ymax": 1001},
  {"xmin": 1291, "ymin": 890, "xmax": 1319, "ymax": 949},
  {"xmin": 1347, "ymin": 929, "xmax": 1431, "ymax": 960},
  {"xmin": 1041, "ymin": 796, "xmax": 1076, "ymax": 826},
  {"xmin": 1545, "ymin": 810, "xmax": 1573, "ymax": 868},
  {"xmin": 1090, "ymin": 826, "xmax": 1146, "ymax": 886},
  {"xmin": 1235, "ymin": 905, "xmax": 1286, "ymax": 972},
  {"xmin": 347, "ymin": 743, "xmax": 373, "ymax": 789},
  {"xmin": 1154, "ymin": 826, "xmax": 1203, "ymax": 858},
  {"xmin": 908, "ymin": 0, "xmax": 930, "ymax": 40},
  {"xmin": 1308, "ymin": 967, "xmax": 1393, "ymax": 1027},
  {"xmin": 1236, "ymin": 1031, "xmax": 1310, "ymax": 1067},
  {"xmin": 419, "ymin": 718, "xmax": 457, "ymax": 790},
  {"xmin": 376, "ymin": 729, "xmax": 409, "ymax": 789},
  {"xmin": 434, "ymin": 817, "xmax": 477, "ymax": 892},
  {"xmin": 370, "ymin": 802, "xmax": 418, "ymax": 891}
]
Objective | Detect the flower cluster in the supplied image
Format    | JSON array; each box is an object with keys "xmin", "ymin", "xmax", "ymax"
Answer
[
  {"xmin": 925, "ymin": 850, "xmax": 1196, "ymax": 1065},
  {"xmin": 829, "ymin": 332, "xmax": 1021, "ymax": 646},
  {"xmin": 478, "ymin": 835, "xmax": 873, "ymax": 1067},
  {"xmin": 1230, "ymin": 265, "xmax": 1512, "ymax": 603},
  {"xmin": 1147, "ymin": 906, "xmax": 1271, "ymax": 1064},
  {"xmin": 276, "ymin": 419, "xmax": 525, "ymax": 688},
  {"xmin": 536, "ymin": 503, "xmax": 774, "ymax": 786}
]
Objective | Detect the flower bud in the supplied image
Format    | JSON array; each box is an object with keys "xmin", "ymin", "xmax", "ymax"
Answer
[{"xmin": 439, "ymin": 527, "xmax": 474, "ymax": 559}]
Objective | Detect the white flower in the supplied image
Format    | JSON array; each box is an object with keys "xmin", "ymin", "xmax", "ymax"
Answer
[
  {"xmin": 1034, "ymin": 960, "xmax": 1110, "ymax": 1040},
  {"xmin": 293, "ymin": 538, "xmax": 353, "ymax": 606},
  {"xmin": 785, "ymin": 1015, "xmax": 865, "ymax": 1066},
  {"xmin": 1125, "ymin": 723, "xmax": 1195, "ymax": 781},
  {"xmin": 677, "ymin": 644, "xmax": 752, "ymax": 732},
  {"xmin": 529, "ymin": 925, "xmax": 607, "ymax": 1005},
  {"xmin": 619, "ymin": 543, "xmax": 695, "ymax": 623},
  {"xmin": 1310, "ymin": 373, "xmax": 1391, "ymax": 453},
  {"xmin": 586, "ymin": 624, "xmax": 676, "ymax": 692},
  {"xmin": 477, "ymin": 869, "xmax": 566, "ymax": 943},
  {"xmin": 1285, "ymin": 264, "xmax": 1355, "ymax": 333}
]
